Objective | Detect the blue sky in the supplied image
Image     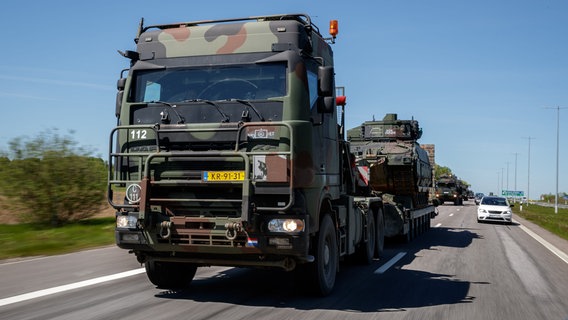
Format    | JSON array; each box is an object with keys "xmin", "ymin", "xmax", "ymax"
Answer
[{"xmin": 0, "ymin": 0, "xmax": 566, "ymax": 200}]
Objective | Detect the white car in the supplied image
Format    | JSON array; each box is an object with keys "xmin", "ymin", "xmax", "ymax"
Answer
[{"xmin": 477, "ymin": 196, "xmax": 513, "ymax": 224}]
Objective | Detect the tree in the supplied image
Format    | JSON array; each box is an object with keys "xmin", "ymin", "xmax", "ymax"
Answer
[
  {"xmin": 434, "ymin": 165, "xmax": 452, "ymax": 180},
  {"xmin": 0, "ymin": 129, "xmax": 107, "ymax": 226}
]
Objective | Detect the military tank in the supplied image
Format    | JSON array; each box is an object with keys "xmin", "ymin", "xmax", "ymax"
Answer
[{"xmin": 347, "ymin": 113, "xmax": 433, "ymax": 209}]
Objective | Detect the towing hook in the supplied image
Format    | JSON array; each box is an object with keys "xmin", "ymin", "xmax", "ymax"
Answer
[
  {"xmin": 224, "ymin": 222, "xmax": 242, "ymax": 240},
  {"xmin": 159, "ymin": 221, "xmax": 172, "ymax": 239}
]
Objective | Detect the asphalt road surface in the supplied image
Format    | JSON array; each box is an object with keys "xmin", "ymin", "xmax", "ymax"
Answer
[{"xmin": 2, "ymin": 201, "xmax": 568, "ymax": 320}]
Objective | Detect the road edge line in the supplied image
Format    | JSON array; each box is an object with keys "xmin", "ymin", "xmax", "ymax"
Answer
[{"xmin": 516, "ymin": 220, "xmax": 568, "ymax": 265}]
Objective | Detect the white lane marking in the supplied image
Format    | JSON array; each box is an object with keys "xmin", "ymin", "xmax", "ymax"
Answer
[
  {"xmin": 0, "ymin": 268, "xmax": 145, "ymax": 307},
  {"xmin": 516, "ymin": 220, "xmax": 568, "ymax": 265},
  {"xmin": 434, "ymin": 223, "xmax": 442, "ymax": 228},
  {"xmin": 374, "ymin": 252, "xmax": 407, "ymax": 274},
  {"xmin": 449, "ymin": 213, "xmax": 454, "ymax": 217}
]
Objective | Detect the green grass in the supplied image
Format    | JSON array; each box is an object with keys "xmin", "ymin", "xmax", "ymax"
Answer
[
  {"xmin": 0, "ymin": 217, "xmax": 116, "ymax": 260},
  {"xmin": 513, "ymin": 203, "xmax": 568, "ymax": 241}
]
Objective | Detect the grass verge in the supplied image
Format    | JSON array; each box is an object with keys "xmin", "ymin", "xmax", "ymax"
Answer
[
  {"xmin": 513, "ymin": 204, "xmax": 568, "ymax": 241},
  {"xmin": 0, "ymin": 217, "xmax": 115, "ymax": 260}
]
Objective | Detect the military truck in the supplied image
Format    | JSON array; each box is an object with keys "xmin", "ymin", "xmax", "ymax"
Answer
[
  {"xmin": 109, "ymin": 14, "xmax": 385, "ymax": 296},
  {"xmin": 347, "ymin": 114, "xmax": 436, "ymax": 241},
  {"xmin": 435, "ymin": 174, "xmax": 465, "ymax": 205}
]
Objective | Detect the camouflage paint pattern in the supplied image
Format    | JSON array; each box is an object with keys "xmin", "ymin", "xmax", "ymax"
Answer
[
  {"xmin": 348, "ymin": 113, "xmax": 433, "ymax": 208},
  {"xmin": 435, "ymin": 174, "xmax": 466, "ymax": 205},
  {"xmin": 110, "ymin": 14, "xmax": 339, "ymax": 270}
]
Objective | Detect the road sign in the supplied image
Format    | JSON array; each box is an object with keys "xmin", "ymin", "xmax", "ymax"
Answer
[{"xmin": 501, "ymin": 190, "xmax": 524, "ymax": 197}]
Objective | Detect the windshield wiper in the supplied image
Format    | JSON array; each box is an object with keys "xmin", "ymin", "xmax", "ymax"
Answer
[
  {"xmin": 184, "ymin": 99, "xmax": 230, "ymax": 123},
  {"xmin": 231, "ymin": 99, "xmax": 265, "ymax": 122},
  {"xmin": 149, "ymin": 101, "xmax": 185, "ymax": 124}
]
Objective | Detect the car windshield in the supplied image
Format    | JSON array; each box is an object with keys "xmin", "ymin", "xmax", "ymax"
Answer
[
  {"xmin": 481, "ymin": 197, "xmax": 508, "ymax": 206},
  {"xmin": 129, "ymin": 63, "xmax": 287, "ymax": 103}
]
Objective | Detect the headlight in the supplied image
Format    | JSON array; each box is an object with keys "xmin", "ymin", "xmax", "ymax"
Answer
[
  {"xmin": 268, "ymin": 219, "xmax": 305, "ymax": 233},
  {"xmin": 125, "ymin": 183, "xmax": 142, "ymax": 204},
  {"xmin": 117, "ymin": 215, "xmax": 138, "ymax": 229}
]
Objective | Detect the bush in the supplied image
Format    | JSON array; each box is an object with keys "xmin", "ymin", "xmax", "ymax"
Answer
[{"xmin": 0, "ymin": 129, "xmax": 107, "ymax": 226}]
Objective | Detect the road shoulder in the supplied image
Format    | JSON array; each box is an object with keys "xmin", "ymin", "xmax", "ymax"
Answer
[{"xmin": 514, "ymin": 213, "xmax": 568, "ymax": 263}]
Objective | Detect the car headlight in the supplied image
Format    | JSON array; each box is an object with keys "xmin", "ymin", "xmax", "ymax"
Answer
[
  {"xmin": 117, "ymin": 215, "xmax": 138, "ymax": 229},
  {"xmin": 268, "ymin": 219, "xmax": 305, "ymax": 233}
]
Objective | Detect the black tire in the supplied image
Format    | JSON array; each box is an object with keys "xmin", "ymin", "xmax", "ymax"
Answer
[
  {"xmin": 307, "ymin": 214, "xmax": 338, "ymax": 296},
  {"xmin": 355, "ymin": 211, "xmax": 375, "ymax": 264},
  {"xmin": 375, "ymin": 208, "xmax": 385, "ymax": 258},
  {"xmin": 145, "ymin": 260, "xmax": 197, "ymax": 289}
]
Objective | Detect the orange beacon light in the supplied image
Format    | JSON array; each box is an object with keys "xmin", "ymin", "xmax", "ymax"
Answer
[{"xmin": 329, "ymin": 20, "xmax": 339, "ymax": 39}]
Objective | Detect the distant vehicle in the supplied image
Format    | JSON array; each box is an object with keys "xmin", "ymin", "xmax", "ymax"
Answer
[
  {"xmin": 435, "ymin": 175, "xmax": 465, "ymax": 205},
  {"xmin": 474, "ymin": 193, "xmax": 484, "ymax": 205},
  {"xmin": 477, "ymin": 196, "xmax": 513, "ymax": 224}
]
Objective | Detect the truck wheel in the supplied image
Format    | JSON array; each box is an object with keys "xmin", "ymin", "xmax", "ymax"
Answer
[
  {"xmin": 308, "ymin": 214, "xmax": 338, "ymax": 296},
  {"xmin": 355, "ymin": 211, "xmax": 375, "ymax": 264},
  {"xmin": 375, "ymin": 208, "xmax": 385, "ymax": 258},
  {"xmin": 145, "ymin": 260, "xmax": 197, "ymax": 290}
]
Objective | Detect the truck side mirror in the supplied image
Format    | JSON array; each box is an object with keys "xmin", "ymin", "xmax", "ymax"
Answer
[
  {"xmin": 317, "ymin": 66, "xmax": 335, "ymax": 114},
  {"xmin": 318, "ymin": 66, "xmax": 334, "ymax": 97},
  {"xmin": 317, "ymin": 96, "xmax": 335, "ymax": 114},
  {"xmin": 116, "ymin": 78, "xmax": 126, "ymax": 117}
]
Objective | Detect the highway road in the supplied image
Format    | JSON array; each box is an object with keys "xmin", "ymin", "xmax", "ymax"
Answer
[{"xmin": 2, "ymin": 201, "xmax": 568, "ymax": 320}]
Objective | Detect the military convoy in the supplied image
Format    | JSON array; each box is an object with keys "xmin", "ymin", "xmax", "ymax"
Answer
[
  {"xmin": 109, "ymin": 14, "xmax": 387, "ymax": 296},
  {"xmin": 347, "ymin": 114, "xmax": 437, "ymax": 241}
]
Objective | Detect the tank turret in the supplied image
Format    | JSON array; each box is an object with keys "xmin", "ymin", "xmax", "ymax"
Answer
[
  {"xmin": 347, "ymin": 113, "xmax": 422, "ymax": 141},
  {"xmin": 348, "ymin": 113, "xmax": 432, "ymax": 208}
]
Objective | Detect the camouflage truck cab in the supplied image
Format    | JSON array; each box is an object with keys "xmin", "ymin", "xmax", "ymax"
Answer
[
  {"xmin": 109, "ymin": 14, "xmax": 381, "ymax": 295},
  {"xmin": 435, "ymin": 174, "xmax": 465, "ymax": 205}
]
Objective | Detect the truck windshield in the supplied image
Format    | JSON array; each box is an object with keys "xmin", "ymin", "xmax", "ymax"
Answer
[{"xmin": 130, "ymin": 63, "xmax": 287, "ymax": 103}]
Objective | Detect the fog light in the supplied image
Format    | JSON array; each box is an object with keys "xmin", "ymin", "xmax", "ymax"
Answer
[
  {"xmin": 117, "ymin": 215, "xmax": 138, "ymax": 229},
  {"xmin": 268, "ymin": 219, "xmax": 304, "ymax": 233},
  {"xmin": 122, "ymin": 234, "xmax": 140, "ymax": 242}
]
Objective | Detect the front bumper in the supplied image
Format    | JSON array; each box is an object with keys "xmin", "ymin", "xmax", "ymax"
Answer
[{"xmin": 477, "ymin": 213, "xmax": 512, "ymax": 223}]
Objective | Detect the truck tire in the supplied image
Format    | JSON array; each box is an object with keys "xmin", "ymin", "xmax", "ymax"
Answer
[
  {"xmin": 355, "ymin": 211, "xmax": 375, "ymax": 264},
  {"xmin": 375, "ymin": 208, "xmax": 385, "ymax": 258},
  {"xmin": 307, "ymin": 214, "xmax": 338, "ymax": 296},
  {"xmin": 145, "ymin": 260, "xmax": 197, "ymax": 289}
]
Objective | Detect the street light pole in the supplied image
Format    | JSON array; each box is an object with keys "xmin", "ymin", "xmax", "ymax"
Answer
[
  {"xmin": 497, "ymin": 171, "xmax": 500, "ymax": 195},
  {"xmin": 501, "ymin": 167, "xmax": 504, "ymax": 196},
  {"xmin": 513, "ymin": 152, "xmax": 518, "ymax": 191},
  {"xmin": 506, "ymin": 161, "xmax": 510, "ymax": 191},
  {"xmin": 522, "ymin": 136, "xmax": 534, "ymax": 205},
  {"xmin": 545, "ymin": 106, "xmax": 566, "ymax": 214}
]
